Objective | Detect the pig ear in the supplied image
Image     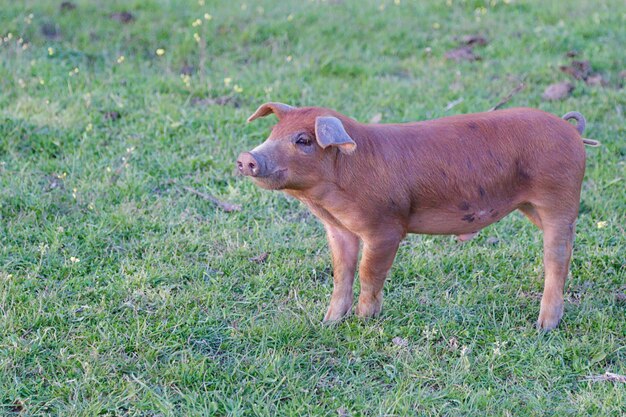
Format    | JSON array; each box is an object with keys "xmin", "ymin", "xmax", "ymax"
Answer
[
  {"xmin": 315, "ymin": 116, "xmax": 356, "ymax": 154},
  {"xmin": 247, "ymin": 102, "xmax": 295, "ymax": 122}
]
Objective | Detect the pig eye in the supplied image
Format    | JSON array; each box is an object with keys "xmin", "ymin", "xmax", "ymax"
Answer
[{"xmin": 294, "ymin": 134, "xmax": 312, "ymax": 146}]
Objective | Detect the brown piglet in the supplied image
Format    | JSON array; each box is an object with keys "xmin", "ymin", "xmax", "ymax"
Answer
[{"xmin": 237, "ymin": 103, "xmax": 598, "ymax": 330}]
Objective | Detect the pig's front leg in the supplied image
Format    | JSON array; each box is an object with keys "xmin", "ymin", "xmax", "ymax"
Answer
[
  {"xmin": 323, "ymin": 224, "xmax": 360, "ymax": 322},
  {"xmin": 355, "ymin": 232, "xmax": 402, "ymax": 318}
]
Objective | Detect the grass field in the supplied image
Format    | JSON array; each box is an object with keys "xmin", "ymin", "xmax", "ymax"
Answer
[{"xmin": 1, "ymin": 0, "xmax": 625, "ymax": 415}]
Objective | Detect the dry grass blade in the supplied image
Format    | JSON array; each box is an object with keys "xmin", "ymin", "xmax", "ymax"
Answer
[
  {"xmin": 249, "ymin": 252, "xmax": 269, "ymax": 263},
  {"xmin": 181, "ymin": 185, "xmax": 241, "ymax": 212},
  {"xmin": 584, "ymin": 372, "xmax": 626, "ymax": 383},
  {"xmin": 488, "ymin": 83, "xmax": 525, "ymax": 111}
]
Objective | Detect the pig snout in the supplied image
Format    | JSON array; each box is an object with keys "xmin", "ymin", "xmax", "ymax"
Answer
[{"xmin": 236, "ymin": 151, "xmax": 268, "ymax": 177}]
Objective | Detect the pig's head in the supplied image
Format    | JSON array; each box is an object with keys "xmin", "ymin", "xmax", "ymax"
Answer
[{"xmin": 236, "ymin": 102, "xmax": 356, "ymax": 190}]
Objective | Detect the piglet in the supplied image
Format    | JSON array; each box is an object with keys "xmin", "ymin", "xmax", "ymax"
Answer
[{"xmin": 237, "ymin": 103, "xmax": 598, "ymax": 330}]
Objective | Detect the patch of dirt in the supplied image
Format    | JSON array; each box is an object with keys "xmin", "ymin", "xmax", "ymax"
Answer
[
  {"xmin": 43, "ymin": 174, "xmax": 65, "ymax": 192},
  {"xmin": 10, "ymin": 400, "xmax": 25, "ymax": 413},
  {"xmin": 445, "ymin": 46, "xmax": 480, "ymax": 62},
  {"xmin": 559, "ymin": 59, "xmax": 608, "ymax": 87},
  {"xmin": 460, "ymin": 34, "xmax": 488, "ymax": 46},
  {"xmin": 446, "ymin": 34, "xmax": 488, "ymax": 62},
  {"xmin": 41, "ymin": 22, "xmax": 61, "ymax": 40},
  {"xmin": 392, "ymin": 337, "xmax": 409, "ymax": 347},
  {"xmin": 585, "ymin": 74, "xmax": 608, "ymax": 87},
  {"xmin": 110, "ymin": 11, "xmax": 135, "ymax": 24},
  {"xmin": 103, "ymin": 111, "xmax": 121, "ymax": 121},
  {"xmin": 60, "ymin": 2, "xmax": 76, "ymax": 11},
  {"xmin": 542, "ymin": 82, "xmax": 574, "ymax": 101},
  {"xmin": 249, "ymin": 252, "xmax": 269, "ymax": 264},
  {"xmin": 560, "ymin": 60, "xmax": 591, "ymax": 81},
  {"xmin": 180, "ymin": 65, "xmax": 195, "ymax": 75}
]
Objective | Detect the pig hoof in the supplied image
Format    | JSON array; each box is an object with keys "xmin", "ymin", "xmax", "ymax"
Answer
[
  {"xmin": 323, "ymin": 304, "xmax": 351, "ymax": 323},
  {"xmin": 355, "ymin": 300, "xmax": 382, "ymax": 319},
  {"xmin": 536, "ymin": 302, "xmax": 564, "ymax": 331}
]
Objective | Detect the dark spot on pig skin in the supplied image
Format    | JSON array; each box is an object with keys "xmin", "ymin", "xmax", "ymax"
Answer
[
  {"xmin": 440, "ymin": 170, "xmax": 447, "ymax": 179},
  {"xmin": 466, "ymin": 158, "xmax": 473, "ymax": 170},
  {"xmin": 468, "ymin": 122, "xmax": 478, "ymax": 130},
  {"xmin": 490, "ymin": 210, "xmax": 499, "ymax": 218},
  {"xmin": 478, "ymin": 186, "xmax": 486, "ymax": 198},
  {"xmin": 462, "ymin": 213, "xmax": 475, "ymax": 223},
  {"xmin": 515, "ymin": 159, "xmax": 531, "ymax": 182},
  {"xmin": 458, "ymin": 201, "xmax": 470, "ymax": 211}
]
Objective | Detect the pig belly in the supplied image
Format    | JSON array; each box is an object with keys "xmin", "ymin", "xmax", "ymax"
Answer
[{"xmin": 407, "ymin": 201, "xmax": 519, "ymax": 236}]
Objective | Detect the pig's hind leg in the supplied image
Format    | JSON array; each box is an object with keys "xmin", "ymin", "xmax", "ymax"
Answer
[
  {"xmin": 531, "ymin": 204, "xmax": 578, "ymax": 330},
  {"xmin": 323, "ymin": 224, "xmax": 360, "ymax": 322}
]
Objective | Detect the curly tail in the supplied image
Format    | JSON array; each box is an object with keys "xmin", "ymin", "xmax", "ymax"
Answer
[{"xmin": 562, "ymin": 111, "xmax": 600, "ymax": 147}]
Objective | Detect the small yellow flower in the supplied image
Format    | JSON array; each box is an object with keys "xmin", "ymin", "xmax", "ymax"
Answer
[
  {"xmin": 192, "ymin": 18, "xmax": 202, "ymax": 27},
  {"xmin": 224, "ymin": 77, "xmax": 232, "ymax": 86},
  {"xmin": 597, "ymin": 221, "xmax": 608, "ymax": 229},
  {"xmin": 264, "ymin": 86, "xmax": 273, "ymax": 94},
  {"xmin": 432, "ymin": 22, "xmax": 441, "ymax": 29},
  {"xmin": 198, "ymin": 0, "xmax": 205, "ymax": 5},
  {"xmin": 193, "ymin": 32, "xmax": 201, "ymax": 43},
  {"xmin": 48, "ymin": 47, "xmax": 55, "ymax": 56},
  {"xmin": 204, "ymin": 13, "xmax": 212, "ymax": 20},
  {"xmin": 88, "ymin": 203, "xmax": 95, "ymax": 210},
  {"xmin": 156, "ymin": 48, "xmax": 165, "ymax": 56},
  {"xmin": 70, "ymin": 256, "xmax": 80, "ymax": 263},
  {"xmin": 394, "ymin": 0, "xmax": 401, "ymax": 4},
  {"xmin": 72, "ymin": 188, "xmax": 77, "ymax": 198},
  {"xmin": 7, "ymin": 33, "xmax": 12, "ymax": 40},
  {"xmin": 233, "ymin": 84, "xmax": 243, "ymax": 93},
  {"xmin": 106, "ymin": 167, "xmax": 112, "ymax": 172},
  {"xmin": 69, "ymin": 67, "xmax": 79, "ymax": 76},
  {"xmin": 181, "ymin": 74, "xmax": 191, "ymax": 87},
  {"xmin": 117, "ymin": 55, "xmax": 125, "ymax": 64},
  {"xmin": 17, "ymin": 78, "xmax": 26, "ymax": 88},
  {"xmin": 287, "ymin": 14, "xmax": 294, "ymax": 21},
  {"xmin": 379, "ymin": 4, "xmax": 385, "ymax": 11},
  {"xmin": 286, "ymin": 55, "xmax": 292, "ymax": 62},
  {"xmin": 85, "ymin": 123, "xmax": 93, "ymax": 132},
  {"xmin": 241, "ymin": 4, "xmax": 247, "ymax": 10}
]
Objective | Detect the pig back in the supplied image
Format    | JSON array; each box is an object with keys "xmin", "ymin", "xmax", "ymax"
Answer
[{"xmin": 335, "ymin": 108, "xmax": 586, "ymax": 228}]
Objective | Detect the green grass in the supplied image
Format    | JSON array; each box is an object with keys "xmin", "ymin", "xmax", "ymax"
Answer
[{"xmin": 1, "ymin": 0, "xmax": 625, "ymax": 415}]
